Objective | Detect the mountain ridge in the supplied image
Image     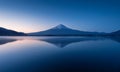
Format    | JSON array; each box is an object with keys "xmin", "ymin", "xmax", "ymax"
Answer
[
  {"xmin": 0, "ymin": 27, "xmax": 26, "ymax": 36},
  {"xmin": 28, "ymin": 24, "xmax": 106, "ymax": 36},
  {"xmin": 0, "ymin": 24, "xmax": 120, "ymax": 36},
  {"xmin": 109, "ymin": 30, "xmax": 120, "ymax": 36}
]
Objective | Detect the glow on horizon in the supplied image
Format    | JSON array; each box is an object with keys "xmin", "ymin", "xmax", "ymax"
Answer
[{"xmin": 0, "ymin": 11, "xmax": 49, "ymax": 33}]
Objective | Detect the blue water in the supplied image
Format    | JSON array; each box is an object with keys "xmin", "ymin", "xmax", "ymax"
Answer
[{"xmin": 0, "ymin": 36, "xmax": 120, "ymax": 72}]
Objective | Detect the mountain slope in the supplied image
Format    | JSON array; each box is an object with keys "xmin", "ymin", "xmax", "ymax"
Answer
[
  {"xmin": 28, "ymin": 24, "xmax": 105, "ymax": 36},
  {"xmin": 0, "ymin": 27, "xmax": 26, "ymax": 36},
  {"xmin": 110, "ymin": 30, "xmax": 120, "ymax": 36}
]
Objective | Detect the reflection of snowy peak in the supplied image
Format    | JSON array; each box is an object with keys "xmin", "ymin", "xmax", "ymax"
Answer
[
  {"xmin": 28, "ymin": 24, "xmax": 103, "ymax": 36},
  {"xmin": 38, "ymin": 37, "xmax": 104, "ymax": 48}
]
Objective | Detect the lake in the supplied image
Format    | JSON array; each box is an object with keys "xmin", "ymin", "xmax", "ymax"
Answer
[{"xmin": 0, "ymin": 36, "xmax": 120, "ymax": 72}]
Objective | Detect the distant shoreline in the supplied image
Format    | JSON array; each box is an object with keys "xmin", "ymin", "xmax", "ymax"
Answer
[{"xmin": 0, "ymin": 35, "xmax": 119, "ymax": 37}]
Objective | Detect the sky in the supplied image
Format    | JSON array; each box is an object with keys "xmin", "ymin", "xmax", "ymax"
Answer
[{"xmin": 0, "ymin": 0, "xmax": 120, "ymax": 33}]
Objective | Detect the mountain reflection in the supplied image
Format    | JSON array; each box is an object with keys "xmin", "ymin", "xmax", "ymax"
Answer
[
  {"xmin": 0, "ymin": 38, "xmax": 17, "ymax": 45},
  {"xmin": 109, "ymin": 36, "xmax": 120, "ymax": 43},
  {"xmin": 37, "ymin": 37, "xmax": 105, "ymax": 48},
  {"xmin": 0, "ymin": 36, "xmax": 120, "ymax": 47}
]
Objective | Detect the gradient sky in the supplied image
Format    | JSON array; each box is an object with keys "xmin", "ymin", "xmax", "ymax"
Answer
[{"xmin": 0, "ymin": 0, "xmax": 120, "ymax": 33}]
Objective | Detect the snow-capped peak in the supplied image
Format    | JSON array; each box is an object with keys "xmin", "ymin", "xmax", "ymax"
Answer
[{"xmin": 53, "ymin": 24, "xmax": 68, "ymax": 29}]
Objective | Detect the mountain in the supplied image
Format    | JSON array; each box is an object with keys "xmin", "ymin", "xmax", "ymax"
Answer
[
  {"xmin": 110, "ymin": 30, "xmax": 120, "ymax": 36},
  {"xmin": 0, "ymin": 27, "xmax": 26, "ymax": 36},
  {"xmin": 28, "ymin": 24, "xmax": 105, "ymax": 36}
]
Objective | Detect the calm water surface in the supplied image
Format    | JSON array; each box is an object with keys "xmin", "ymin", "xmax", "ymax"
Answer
[{"xmin": 0, "ymin": 36, "xmax": 120, "ymax": 72}]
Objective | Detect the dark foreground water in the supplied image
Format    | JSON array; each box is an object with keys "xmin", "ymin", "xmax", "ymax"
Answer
[{"xmin": 0, "ymin": 36, "xmax": 120, "ymax": 72}]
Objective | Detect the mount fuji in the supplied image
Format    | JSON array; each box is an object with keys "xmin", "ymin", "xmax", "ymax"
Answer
[{"xmin": 28, "ymin": 24, "xmax": 105, "ymax": 36}]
